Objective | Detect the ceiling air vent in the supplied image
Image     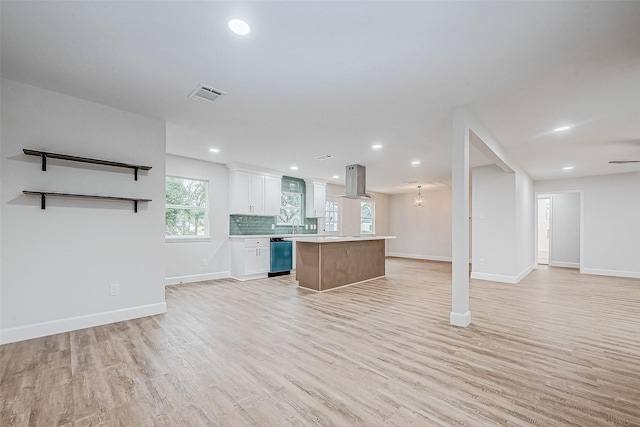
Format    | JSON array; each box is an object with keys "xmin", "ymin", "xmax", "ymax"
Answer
[
  {"xmin": 188, "ymin": 84, "xmax": 226, "ymax": 103},
  {"xmin": 314, "ymin": 154, "xmax": 334, "ymax": 161}
]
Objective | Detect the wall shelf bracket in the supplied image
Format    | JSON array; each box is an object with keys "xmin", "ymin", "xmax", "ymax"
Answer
[
  {"xmin": 23, "ymin": 191, "xmax": 151, "ymax": 213},
  {"xmin": 23, "ymin": 149, "xmax": 152, "ymax": 180}
]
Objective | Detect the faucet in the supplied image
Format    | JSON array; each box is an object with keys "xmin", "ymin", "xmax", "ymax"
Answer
[{"xmin": 292, "ymin": 218, "xmax": 299, "ymax": 235}]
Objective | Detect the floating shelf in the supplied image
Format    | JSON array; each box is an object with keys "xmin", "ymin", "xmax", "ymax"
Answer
[
  {"xmin": 23, "ymin": 191, "xmax": 151, "ymax": 213},
  {"xmin": 23, "ymin": 149, "xmax": 152, "ymax": 180}
]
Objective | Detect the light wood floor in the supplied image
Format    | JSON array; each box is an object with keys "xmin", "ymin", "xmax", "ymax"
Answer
[{"xmin": 2, "ymin": 258, "xmax": 640, "ymax": 426}]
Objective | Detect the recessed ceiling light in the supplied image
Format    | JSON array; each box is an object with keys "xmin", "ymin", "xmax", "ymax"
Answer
[
  {"xmin": 290, "ymin": 166, "xmax": 298, "ymax": 171},
  {"xmin": 372, "ymin": 144, "xmax": 383, "ymax": 150},
  {"xmin": 228, "ymin": 19, "xmax": 250, "ymax": 36},
  {"xmin": 332, "ymin": 175, "xmax": 339, "ymax": 179},
  {"xmin": 209, "ymin": 148, "xmax": 220, "ymax": 153},
  {"xmin": 554, "ymin": 126, "xmax": 571, "ymax": 132},
  {"xmin": 411, "ymin": 160, "xmax": 421, "ymax": 165},
  {"xmin": 563, "ymin": 166, "xmax": 574, "ymax": 170}
]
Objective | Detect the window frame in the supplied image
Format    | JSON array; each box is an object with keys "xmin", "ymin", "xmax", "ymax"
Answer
[
  {"xmin": 165, "ymin": 175, "xmax": 210, "ymax": 241},
  {"xmin": 278, "ymin": 191, "xmax": 303, "ymax": 226},
  {"xmin": 324, "ymin": 197, "xmax": 341, "ymax": 234},
  {"xmin": 360, "ymin": 201, "xmax": 375, "ymax": 235}
]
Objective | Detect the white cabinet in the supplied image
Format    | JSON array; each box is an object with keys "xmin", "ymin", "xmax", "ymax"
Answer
[
  {"xmin": 229, "ymin": 171, "xmax": 265, "ymax": 215},
  {"xmin": 230, "ymin": 171, "xmax": 261, "ymax": 214},
  {"xmin": 230, "ymin": 238, "xmax": 270, "ymax": 280},
  {"xmin": 228, "ymin": 165, "xmax": 281, "ymax": 216},
  {"xmin": 305, "ymin": 179, "xmax": 327, "ymax": 218},
  {"xmin": 244, "ymin": 247, "xmax": 270, "ymax": 275},
  {"xmin": 264, "ymin": 175, "xmax": 281, "ymax": 216}
]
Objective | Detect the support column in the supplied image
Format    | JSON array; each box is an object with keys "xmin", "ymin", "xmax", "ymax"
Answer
[{"xmin": 450, "ymin": 108, "xmax": 471, "ymax": 327}]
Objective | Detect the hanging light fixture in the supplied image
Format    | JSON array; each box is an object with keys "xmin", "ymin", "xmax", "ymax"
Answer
[{"xmin": 413, "ymin": 185, "xmax": 424, "ymax": 207}]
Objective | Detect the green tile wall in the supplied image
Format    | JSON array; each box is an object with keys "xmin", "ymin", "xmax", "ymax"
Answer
[
  {"xmin": 229, "ymin": 215, "xmax": 317, "ymax": 235},
  {"xmin": 229, "ymin": 175, "xmax": 319, "ymax": 236}
]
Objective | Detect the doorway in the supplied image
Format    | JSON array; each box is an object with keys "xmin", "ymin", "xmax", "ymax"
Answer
[
  {"xmin": 537, "ymin": 197, "xmax": 551, "ymax": 265},
  {"xmin": 536, "ymin": 192, "xmax": 581, "ymax": 269}
]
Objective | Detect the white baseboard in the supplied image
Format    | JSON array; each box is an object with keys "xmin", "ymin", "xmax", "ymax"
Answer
[
  {"xmin": 515, "ymin": 264, "xmax": 536, "ymax": 282},
  {"xmin": 580, "ymin": 268, "xmax": 640, "ymax": 279},
  {"xmin": 549, "ymin": 261, "xmax": 580, "ymax": 269},
  {"xmin": 471, "ymin": 271, "xmax": 517, "ymax": 284},
  {"xmin": 450, "ymin": 311, "xmax": 471, "ymax": 327},
  {"xmin": 230, "ymin": 272, "xmax": 268, "ymax": 282},
  {"xmin": 165, "ymin": 271, "xmax": 230, "ymax": 286},
  {"xmin": 0, "ymin": 302, "xmax": 167, "ymax": 345},
  {"xmin": 471, "ymin": 264, "xmax": 535, "ymax": 284},
  {"xmin": 388, "ymin": 252, "xmax": 452, "ymax": 262}
]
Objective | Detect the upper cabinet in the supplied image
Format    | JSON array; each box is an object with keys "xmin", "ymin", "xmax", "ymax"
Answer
[
  {"xmin": 228, "ymin": 163, "xmax": 282, "ymax": 216},
  {"xmin": 305, "ymin": 179, "xmax": 327, "ymax": 218},
  {"xmin": 264, "ymin": 175, "xmax": 281, "ymax": 216}
]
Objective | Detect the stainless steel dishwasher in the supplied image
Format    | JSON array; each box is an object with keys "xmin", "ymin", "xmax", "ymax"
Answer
[{"xmin": 268, "ymin": 237, "xmax": 292, "ymax": 277}]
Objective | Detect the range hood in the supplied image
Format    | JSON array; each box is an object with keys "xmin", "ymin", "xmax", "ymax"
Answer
[{"xmin": 342, "ymin": 164, "xmax": 371, "ymax": 199}]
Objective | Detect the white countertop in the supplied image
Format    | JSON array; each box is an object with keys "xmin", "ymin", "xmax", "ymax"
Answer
[
  {"xmin": 283, "ymin": 235, "xmax": 396, "ymax": 243},
  {"xmin": 229, "ymin": 234, "xmax": 396, "ymax": 242},
  {"xmin": 229, "ymin": 234, "xmax": 317, "ymax": 239}
]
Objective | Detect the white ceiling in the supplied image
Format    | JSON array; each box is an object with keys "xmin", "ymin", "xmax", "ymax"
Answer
[{"xmin": 2, "ymin": 1, "xmax": 639, "ymax": 194}]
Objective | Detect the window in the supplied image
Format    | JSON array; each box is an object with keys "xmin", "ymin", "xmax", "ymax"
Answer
[
  {"xmin": 325, "ymin": 198, "xmax": 339, "ymax": 233},
  {"xmin": 165, "ymin": 176, "xmax": 209, "ymax": 238},
  {"xmin": 278, "ymin": 191, "xmax": 303, "ymax": 225},
  {"xmin": 360, "ymin": 201, "xmax": 375, "ymax": 234}
]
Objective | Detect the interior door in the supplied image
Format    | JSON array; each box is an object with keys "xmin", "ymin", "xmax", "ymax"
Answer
[{"xmin": 537, "ymin": 197, "xmax": 550, "ymax": 265}]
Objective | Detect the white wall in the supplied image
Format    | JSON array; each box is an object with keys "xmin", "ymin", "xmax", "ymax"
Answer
[
  {"xmin": 388, "ymin": 189, "xmax": 452, "ymax": 261},
  {"xmin": 549, "ymin": 193, "xmax": 580, "ymax": 268},
  {"xmin": 165, "ymin": 154, "xmax": 230, "ymax": 284},
  {"xmin": 0, "ymin": 105, "xmax": 3, "ymax": 332},
  {"xmin": 536, "ymin": 173, "xmax": 640, "ymax": 278},
  {"xmin": 471, "ymin": 165, "xmax": 516, "ymax": 275},
  {"xmin": 470, "ymin": 164, "xmax": 535, "ymax": 283},
  {"xmin": 446, "ymin": 107, "xmax": 535, "ymax": 294},
  {"xmin": 326, "ymin": 184, "xmax": 389, "ymax": 237},
  {"xmin": 1, "ymin": 79, "xmax": 167, "ymax": 344},
  {"xmin": 515, "ymin": 168, "xmax": 535, "ymax": 276}
]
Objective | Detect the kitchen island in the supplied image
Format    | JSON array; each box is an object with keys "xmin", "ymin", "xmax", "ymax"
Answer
[{"xmin": 285, "ymin": 235, "xmax": 396, "ymax": 291}]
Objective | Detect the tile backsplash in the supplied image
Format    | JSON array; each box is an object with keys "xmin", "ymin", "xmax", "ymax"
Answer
[
  {"xmin": 229, "ymin": 175, "xmax": 319, "ymax": 236},
  {"xmin": 229, "ymin": 215, "xmax": 318, "ymax": 236}
]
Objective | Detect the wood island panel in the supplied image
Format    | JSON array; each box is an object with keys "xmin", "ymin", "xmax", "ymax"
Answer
[
  {"xmin": 295, "ymin": 242, "xmax": 321, "ymax": 291},
  {"xmin": 296, "ymin": 239, "xmax": 385, "ymax": 291}
]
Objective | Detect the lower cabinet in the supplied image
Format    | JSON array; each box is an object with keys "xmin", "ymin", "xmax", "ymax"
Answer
[
  {"xmin": 230, "ymin": 238, "xmax": 270, "ymax": 281},
  {"xmin": 244, "ymin": 246, "xmax": 270, "ymax": 275}
]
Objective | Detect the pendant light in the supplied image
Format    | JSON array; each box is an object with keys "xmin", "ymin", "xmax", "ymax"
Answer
[{"xmin": 413, "ymin": 185, "xmax": 424, "ymax": 207}]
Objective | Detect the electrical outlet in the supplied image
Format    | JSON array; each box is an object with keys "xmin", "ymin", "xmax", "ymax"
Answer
[
  {"xmin": 479, "ymin": 259, "xmax": 485, "ymax": 266},
  {"xmin": 109, "ymin": 284, "xmax": 120, "ymax": 296},
  {"xmin": 271, "ymin": 224, "xmax": 275, "ymax": 230},
  {"xmin": 202, "ymin": 259, "xmax": 207, "ymax": 266},
  {"xmin": 305, "ymin": 224, "xmax": 309, "ymax": 229}
]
